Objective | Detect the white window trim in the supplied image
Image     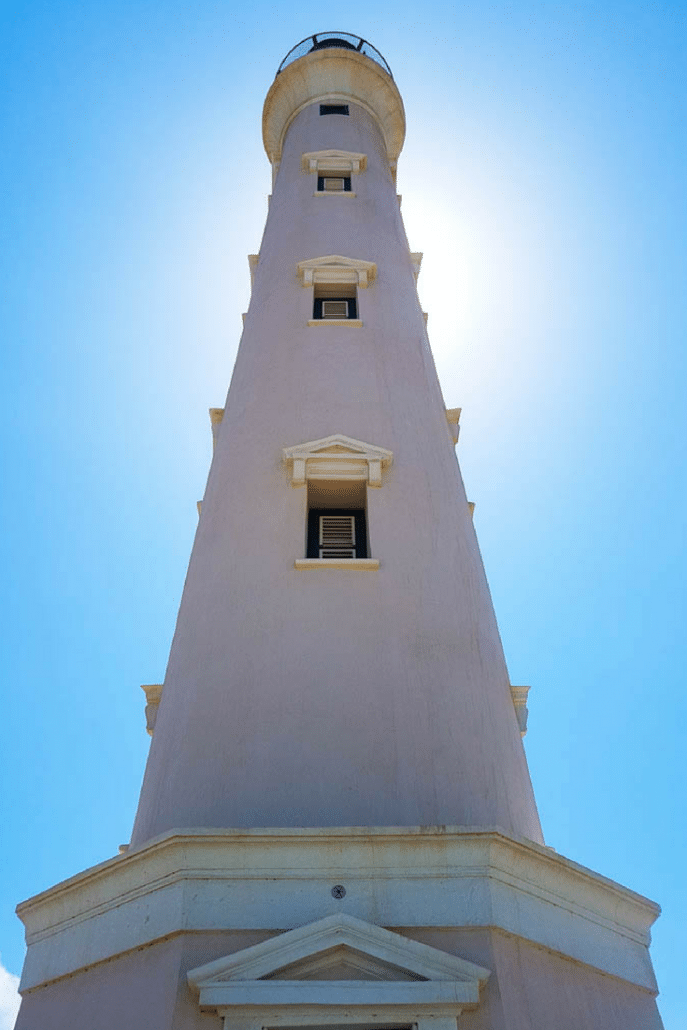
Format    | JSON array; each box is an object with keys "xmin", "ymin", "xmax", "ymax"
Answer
[
  {"xmin": 283, "ymin": 434, "xmax": 393, "ymax": 489},
  {"xmin": 302, "ymin": 149, "xmax": 367, "ymax": 175},
  {"xmin": 294, "ymin": 557, "xmax": 379, "ymax": 570},
  {"xmin": 187, "ymin": 914, "xmax": 489, "ymax": 1029},
  {"xmin": 307, "ymin": 317, "xmax": 363, "ymax": 327},
  {"xmin": 297, "ymin": 255, "xmax": 377, "ymax": 289}
]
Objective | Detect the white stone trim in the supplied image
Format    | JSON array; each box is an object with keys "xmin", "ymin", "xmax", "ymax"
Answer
[
  {"xmin": 297, "ymin": 255, "xmax": 377, "ymax": 289},
  {"xmin": 17, "ymin": 827, "xmax": 661, "ymax": 994},
  {"xmin": 294, "ymin": 558, "xmax": 379, "ymax": 570},
  {"xmin": 313, "ymin": 191, "xmax": 357, "ymax": 198},
  {"xmin": 209, "ymin": 407, "xmax": 224, "ymax": 449},
  {"xmin": 302, "ymin": 150, "xmax": 367, "ymax": 175},
  {"xmin": 283, "ymin": 434, "xmax": 393, "ymax": 489},
  {"xmin": 511, "ymin": 685, "xmax": 530, "ymax": 737},
  {"xmin": 307, "ymin": 318, "xmax": 363, "ymax": 327},
  {"xmin": 446, "ymin": 407, "xmax": 461, "ymax": 444},
  {"xmin": 188, "ymin": 913, "xmax": 489, "ymax": 984},
  {"xmin": 188, "ymin": 914, "xmax": 487, "ymax": 1022},
  {"xmin": 140, "ymin": 684, "xmax": 162, "ymax": 736}
]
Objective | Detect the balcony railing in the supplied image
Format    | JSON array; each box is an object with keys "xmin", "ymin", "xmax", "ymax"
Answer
[{"xmin": 277, "ymin": 33, "xmax": 393, "ymax": 78}]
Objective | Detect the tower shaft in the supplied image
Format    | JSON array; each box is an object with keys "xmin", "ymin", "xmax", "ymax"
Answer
[{"xmin": 130, "ymin": 49, "xmax": 542, "ymax": 846}]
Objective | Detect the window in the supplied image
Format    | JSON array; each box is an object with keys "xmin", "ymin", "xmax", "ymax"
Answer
[
  {"xmin": 303, "ymin": 151, "xmax": 365, "ymax": 198},
  {"xmin": 308, "ymin": 509, "xmax": 368, "ymax": 559},
  {"xmin": 320, "ymin": 103, "xmax": 349, "ymax": 115},
  {"xmin": 307, "ymin": 480, "xmax": 368, "ymax": 560},
  {"xmin": 313, "ymin": 284, "xmax": 357, "ymax": 320},
  {"xmin": 297, "ymin": 256, "xmax": 375, "ymax": 327},
  {"xmin": 283, "ymin": 435, "xmax": 392, "ymax": 570},
  {"xmin": 317, "ymin": 174, "xmax": 352, "ymax": 193}
]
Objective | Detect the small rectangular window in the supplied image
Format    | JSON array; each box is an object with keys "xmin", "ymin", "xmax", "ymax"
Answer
[
  {"xmin": 317, "ymin": 175, "xmax": 352, "ymax": 192},
  {"xmin": 320, "ymin": 104, "xmax": 349, "ymax": 116},
  {"xmin": 307, "ymin": 508, "xmax": 367, "ymax": 559}
]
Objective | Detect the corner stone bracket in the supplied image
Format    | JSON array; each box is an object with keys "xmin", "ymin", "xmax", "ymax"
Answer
[
  {"xmin": 446, "ymin": 407, "xmax": 461, "ymax": 443},
  {"xmin": 209, "ymin": 407, "xmax": 224, "ymax": 449},
  {"xmin": 283, "ymin": 434, "xmax": 393, "ymax": 488},
  {"xmin": 510, "ymin": 685, "xmax": 530, "ymax": 737},
  {"xmin": 141, "ymin": 684, "xmax": 163, "ymax": 736}
]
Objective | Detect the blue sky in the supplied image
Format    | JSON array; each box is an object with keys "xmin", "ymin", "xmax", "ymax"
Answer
[{"xmin": 1, "ymin": 1, "xmax": 685, "ymax": 1026}]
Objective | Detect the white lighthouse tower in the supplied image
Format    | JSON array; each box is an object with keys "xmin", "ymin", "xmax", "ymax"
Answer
[{"xmin": 16, "ymin": 33, "xmax": 663, "ymax": 1029}]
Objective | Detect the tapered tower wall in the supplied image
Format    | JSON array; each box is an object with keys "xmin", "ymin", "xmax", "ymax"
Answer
[{"xmin": 130, "ymin": 80, "xmax": 543, "ymax": 846}]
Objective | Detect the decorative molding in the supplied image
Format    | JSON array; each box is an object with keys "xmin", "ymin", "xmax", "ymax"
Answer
[
  {"xmin": 283, "ymin": 434, "xmax": 393, "ymax": 489},
  {"xmin": 302, "ymin": 149, "xmax": 367, "ymax": 174},
  {"xmin": 140, "ymin": 684, "xmax": 162, "ymax": 737},
  {"xmin": 511, "ymin": 685, "xmax": 531, "ymax": 738},
  {"xmin": 248, "ymin": 254, "xmax": 259, "ymax": 288},
  {"xmin": 16, "ymin": 827, "xmax": 661, "ymax": 994},
  {"xmin": 468, "ymin": 502, "xmax": 475, "ymax": 518},
  {"xmin": 307, "ymin": 318, "xmax": 363, "ymax": 327},
  {"xmin": 297, "ymin": 255, "xmax": 377, "ymax": 289},
  {"xmin": 423, "ymin": 311, "xmax": 428, "ymax": 324},
  {"xmin": 187, "ymin": 914, "xmax": 488, "ymax": 1022},
  {"xmin": 446, "ymin": 407, "xmax": 461, "ymax": 444},
  {"xmin": 313, "ymin": 191, "xmax": 357, "ymax": 198},
  {"xmin": 295, "ymin": 558, "xmax": 379, "ymax": 571},
  {"xmin": 196, "ymin": 501, "xmax": 202, "ymax": 517},
  {"xmin": 209, "ymin": 407, "xmax": 224, "ymax": 449},
  {"xmin": 410, "ymin": 252, "xmax": 423, "ymax": 280}
]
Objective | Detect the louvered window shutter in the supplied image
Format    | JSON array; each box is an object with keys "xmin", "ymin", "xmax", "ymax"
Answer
[{"xmin": 307, "ymin": 509, "xmax": 367, "ymax": 559}]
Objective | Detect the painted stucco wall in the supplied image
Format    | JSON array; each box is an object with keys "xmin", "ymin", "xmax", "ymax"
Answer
[{"xmin": 131, "ymin": 92, "xmax": 542, "ymax": 846}]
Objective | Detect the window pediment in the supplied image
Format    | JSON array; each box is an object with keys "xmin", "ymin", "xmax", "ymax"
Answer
[
  {"xmin": 297, "ymin": 255, "xmax": 377, "ymax": 288},
  {"xmin": 283, "ymin": 434, "xmax": 392, "ymax": 488},
  {"xmin": 302, "ymin": 149, "xmax": 367, "ymax": 174},
  {"xmin": 187, "ymin": 914, "xmax": 490, "ymax": 1020}
]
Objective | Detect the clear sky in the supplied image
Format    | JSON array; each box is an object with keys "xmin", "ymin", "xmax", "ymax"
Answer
[{"xmin": 1, "ymin": 1, "xmax": 685, "ymax": 1027}]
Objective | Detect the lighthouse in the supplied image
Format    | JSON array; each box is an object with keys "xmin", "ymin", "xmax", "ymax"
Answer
[{"xmin": 15, "ymin": 33, "xmax": 663, "ymax": 1029}]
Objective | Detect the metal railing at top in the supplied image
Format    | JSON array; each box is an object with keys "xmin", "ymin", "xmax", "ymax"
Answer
[{"xmin": 277, "ymin": 33, "xmax": 393, "ymax": 79}]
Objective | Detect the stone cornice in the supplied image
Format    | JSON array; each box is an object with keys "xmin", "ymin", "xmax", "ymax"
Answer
[{"xmin": 17, "ymin": 826, "xmax": 660, "ymax": 995}]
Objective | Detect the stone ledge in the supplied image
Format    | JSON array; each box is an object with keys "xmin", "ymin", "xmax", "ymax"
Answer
[
  {"xmin": 16, "ymin": 826, "xmax": 660, "ymax": 994},
  {"xmin": 307, "ymin": 319, "xmax": 363, "ymax": 328},
  {"xmin": 294, "ymin": 559, "xmax": 379, "ymax": 570}
]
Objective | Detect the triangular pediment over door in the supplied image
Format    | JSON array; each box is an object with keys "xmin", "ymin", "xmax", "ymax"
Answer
[{"xmin": 187, "ymin": 913, "xmax": 489, "ymax": 1028}]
